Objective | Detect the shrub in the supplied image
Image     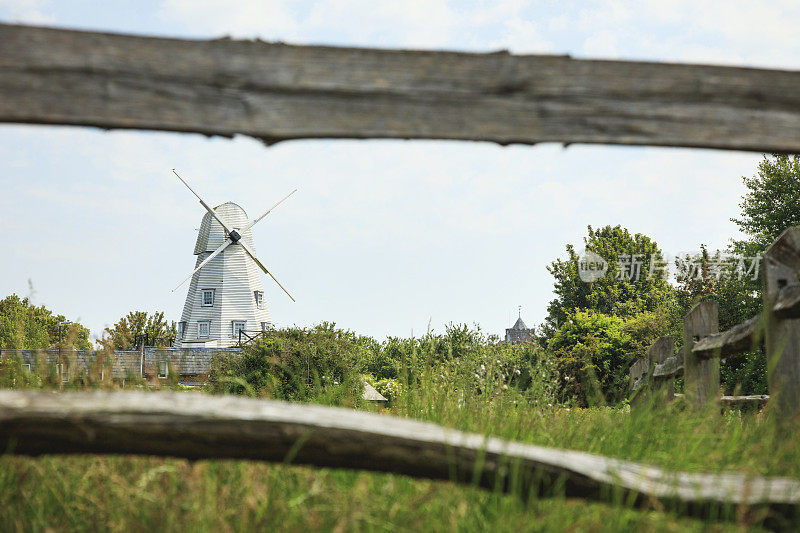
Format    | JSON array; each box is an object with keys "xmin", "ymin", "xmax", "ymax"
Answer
[
  {"xmin": 549, "ymin": 311, "xmax": 634, "ymax": 406},
  {"xmin": 207, "ymin": 323, "xmax": 368, "ymax": 404}
]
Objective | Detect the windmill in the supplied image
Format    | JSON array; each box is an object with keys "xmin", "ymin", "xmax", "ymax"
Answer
[{"xmin": 171, "ymin": 170, "xmax": 296, "ymax": 348}]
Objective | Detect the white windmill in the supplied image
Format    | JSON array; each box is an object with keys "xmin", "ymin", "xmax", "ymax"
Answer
[{"xmin": 171, "ymin": 170, "xmax": 296, "ymax": 348}]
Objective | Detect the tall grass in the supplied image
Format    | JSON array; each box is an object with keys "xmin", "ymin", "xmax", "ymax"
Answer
[
  {"xmin": 2, "ymin": 454, "xmax": 754, "ymax": 532},
  {"xmin": 0, "ymin": 325, "xmax": 797, "ymax": 531}
]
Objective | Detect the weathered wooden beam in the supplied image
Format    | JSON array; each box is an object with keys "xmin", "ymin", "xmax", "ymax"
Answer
[
  {"xmin": 629, "ymin": 358, "xmax": 647, "ymax": 389},
  {"xmin": 629, "ymin": 357, "xmax": 648, "ymax": 408},
  {"xmin": 684, "ymin": 302, "xmax": 720, "ymax": 408},
  {"xmin": 649, "ymin": 336, "xmax": 675, "ymax": 404},
  {"xmin": 764, "ymin": 227, "xmax": 800, "ymax": 417},
  {"xmin": 774, "ymin": 284, "xmax": 800, "ymax": 320},
  {"xmin": 765, "ymin": 228, "xmax": 800, "ymax": 274},
  {"xmin": 692, "ymin": 315, "xmax": 762, "ymax": 359},
  {"xmin": 720, "ymin": 395, "xmax": 770, "ymax": 408},
  {"xmin": 653, "ymin": 354, "xmax": 683, "ymax": 378},
  {"xmin": 5, "ymin": 24, "xmax": 800, "ymax": 152},
  {"xmin": 0, "ymin": 390, "xmax": 799, "ymax": 521}
]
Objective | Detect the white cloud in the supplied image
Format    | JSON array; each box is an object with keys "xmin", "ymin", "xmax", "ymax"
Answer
[
  {"xmin": 562, "ymin": 0, "xmax": 800, "ymax": 67},
  {"xmin": 158, "ymin": 0, "xmax": 300, "ymax": 39},
  {"xmin": 581, "ymin": 28, "xmax": 618, "ymax": 58},
  {"xmin": 492, "ymin": 18, "xmax": 553, "ymax": 53},
  {"xmin": 0, "ymin": 0, "xmax": 55, "ymax": 24},
  {"xmin": 158, "ymin": 0, "xmax": 463, "ymax": 47},
  {"xmin": 158, "ymin": 0, "xmax": 551, "ymax": 51}
]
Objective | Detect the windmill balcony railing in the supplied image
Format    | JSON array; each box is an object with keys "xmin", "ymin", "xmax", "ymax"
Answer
[
  {"xmin": 133, "ymin": 334, "xmax": 175, "ymax": 349},
  {"xmin": 237, "ymin": 329, "xmax": 274, "ymax": 347}
]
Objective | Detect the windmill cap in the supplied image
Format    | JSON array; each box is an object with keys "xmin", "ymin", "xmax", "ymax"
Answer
[{"xmin": 194, "ymin": 202, "xmax": 252, "ymax": 254}]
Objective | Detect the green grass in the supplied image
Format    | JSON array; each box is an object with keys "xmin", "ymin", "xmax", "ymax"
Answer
[
  {"xmin": 1, "ymin": 391, "xmax": 796, "ymax": 531},
  {"xmin": 0, "ymin": 454, "xmax": 765, "ymax": 532},
  {"xmin": 396, "ymin": 389, "xmax": 796, "ymax": 478},
  {"xmin": 1, "ymin": 349, "xmax": 798, "ymax": 531}
]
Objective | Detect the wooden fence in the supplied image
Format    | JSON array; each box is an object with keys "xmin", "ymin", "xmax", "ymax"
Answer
[
  {"xmin": 2, "ymin": 22, "xmax": 800, "ymax": 523},
  {"xmin": 1, "ymin": 389, "xmax": 799, "ymax": 525},
  {"xmin": 630, "ymin": 227, "xmax": 800, "ymax": 414}
]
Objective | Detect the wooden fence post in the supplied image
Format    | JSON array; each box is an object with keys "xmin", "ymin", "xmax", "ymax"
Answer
[
  {"xmin": 629, "ymin": 358, "xmax": 646, "ymax": 389},
  {"xmin": 629, "ymin": 358, "xmax": 648, "ymax": 410},
  {"xmin": 649, "ymin": 336, "xmax": 675, "ymax": 405},
  {"xmin": 764, "ymin": 227, "xmax": 800, "ymax": 418},
  {"xmin": 683, "ymin": 301, "xmax": 719, "ymax": 408}
]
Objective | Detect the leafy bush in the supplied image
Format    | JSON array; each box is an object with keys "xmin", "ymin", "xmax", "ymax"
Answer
[
  {"xmin": 373, "ymin": 378, "xmax": 402, "ymax": 403},
  {"xmin": 207, "ymin": 322, "xmax": 558, "ymax": 409},
  {"xmin": 549, "ymin": 311, "xmax": 634, "ymax": 406},
  {"xmin": 0, "ymin": 356, "xmax": 42, "ymax": 389},
  {"xmin": 207, "ymin": 323, "xmax": 369, "ymax": 404}
]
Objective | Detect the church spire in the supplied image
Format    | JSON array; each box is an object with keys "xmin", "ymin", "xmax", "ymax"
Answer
[{"xmin": 506, "ymin": 305, "xmax": 533, "ymax": 344}]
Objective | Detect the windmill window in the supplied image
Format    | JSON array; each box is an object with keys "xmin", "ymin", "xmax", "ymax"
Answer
[
  {"xmin": 202, "ymin": 289, "xmax": 215, "ymax": 306},
  {"xmin": 232, "ymin": 321, "xmax": 246, "ymax": 337},
  {"xmin": 177, "ymin": 321, "xmax": 186, "ymax": 338},
  {"xmin": 158, "ymin": 361, "xmax": 169, "ymax": 379},
  {"xmin": 254, "ymin": 291, "xmax": 264, "ymax": 309},
  {"xmin": 261, "ymin": 322, "xmax": 271, "ymax": 331},
  {"xmin": 198, "ymin": 321, "xmax": 210, "ymax": 338}
]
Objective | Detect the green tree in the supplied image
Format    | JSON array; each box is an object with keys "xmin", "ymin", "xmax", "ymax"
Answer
[
  {"xmin": 0, "ymin": 294, "xmax": 91, "ymax": 350},
  {"xmin": 622, "ymin": 308, "xmax": 676, "ymax": 363},
  {"xmin": 545, "ymin": 225, "xmax": 676, "ymax": 336},
  {"xmin": 102, "ymin": 311, "xmax": 176, "ymax": 349},
  {"xmin": 731, "ymin": 154, "xmax": 800, "ymax": 257},
  {"xmin": 674, "ymin": 246, "xmax": 761, "ymax": 331}
]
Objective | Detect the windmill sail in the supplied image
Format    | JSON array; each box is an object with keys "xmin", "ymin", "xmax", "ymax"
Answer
[
  {"xmin": 171, "ymin": 170, "xmax": 296, "ymax": 348},
  {"xmin": 176, "ymin": 202, "xmax": 273, "ymax": 348}
]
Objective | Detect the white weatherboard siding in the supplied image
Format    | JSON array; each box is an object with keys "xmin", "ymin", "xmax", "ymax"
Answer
[{"xmin": 176, "ymin": 202, "xmax": 272, "ymax": 348}]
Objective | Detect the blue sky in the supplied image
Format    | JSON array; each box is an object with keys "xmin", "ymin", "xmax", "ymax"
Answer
[{"xmin": 1, "ymin": 1, "xmax": 799, "ymax": 342}]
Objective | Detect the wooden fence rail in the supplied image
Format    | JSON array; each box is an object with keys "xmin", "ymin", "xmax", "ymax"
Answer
[
  {"xmin": 652, "ymin": 354, "xmax": 683, "ymax": 379},
  {"xmin": 0, "ymin": 389, "xmax": 799, "ymax": 524},
  {"xmin": 5, "ymin": 23, "xmax": 800, "ymax": 153},
  {"xmin": 630, "ymin": 227, "xmax": 800, "ymax": 413},
  {"xmin": 691, "ymin": 315, "xmax": 761, "ymax": 358}
]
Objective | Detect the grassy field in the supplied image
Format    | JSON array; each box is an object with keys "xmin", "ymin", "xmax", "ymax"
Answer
[
  {"xmin": 1, "ymin": 387, "xmax": 797, "ymax": 531},
  {"xmin": 0, "ymin": 454, "xmax": 762, "ymax": 532},
  {"xmin": 1, "ymin": 337, "xmax": 798, "ymax": 531}
]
